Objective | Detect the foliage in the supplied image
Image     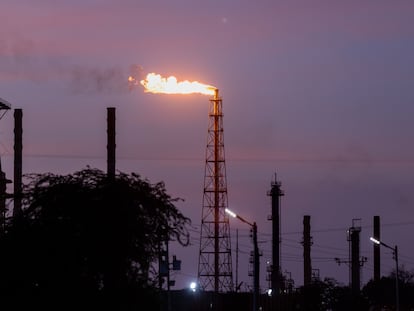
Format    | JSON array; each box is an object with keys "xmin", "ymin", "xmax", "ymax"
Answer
[
  {"xmin": 299, "ymin": 277, "xmax": 365, "ymax": 311},
  {"xmin": 0, "ymin": 167, "xmax": 191, "ymax": 309},
  {"xmin": 363, "ymin": 266, "xmax": 414, "ymax": 310}
]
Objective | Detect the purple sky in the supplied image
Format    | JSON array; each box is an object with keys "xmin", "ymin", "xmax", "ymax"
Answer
[{"xmin": 1, "ymin": 0, "xmax": 414, "ymax": 291}]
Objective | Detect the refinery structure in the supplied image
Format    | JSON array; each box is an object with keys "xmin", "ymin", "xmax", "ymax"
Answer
[
  {"xmin": 197, "ymin": 89, "xmax": 233, "ymax": 293},
  {"xmin": 0, "ymin": 73, "xmax": 403, "ymax": 310},
  {"xmin": 137, "ymin": 73, "xmax": 236, "ymax": 293}
]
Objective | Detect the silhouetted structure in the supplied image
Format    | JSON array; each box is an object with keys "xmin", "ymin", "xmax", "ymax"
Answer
[
  {"xmin": 348, "ymin": 219, "xmax": 366, "ymax": 300},
  {"xmin": 373, "ymin": 215, "xmax": 380, "ymax": 282},
  {"xmin": 267, "ymin": 174, "xmax": 284, "ymax": 296},
  {"xmin": 252, "ymin": 222, "xmax": 259, "ymax": 311},
  {"xmin": 350, "ymin": 223, "xmax": 361, "ymax": 294},
  {"xmin": 107, "ymin": 107, "xmax": 116, "ymax": 179},
  {"xmin": 0, "ymin": 160, "xmax": 11, "ymax": 232},
  {"xmin": 13, "ymin": 108, "xmax": 23, "ymax": 217},
  {"xmin": 0, "ymin": 99, "xmax": 11, "ymax": 231},
  {"xmin": 226, "ymin": 208, "xmax": 260, "ymax": 311},
  {"xmin": 302, "ymin": 215, "xmax": 312, "ymax": 286},
  {"xmin": 198, "ymin": 89, "xmax": 233, "ymax": 293}
]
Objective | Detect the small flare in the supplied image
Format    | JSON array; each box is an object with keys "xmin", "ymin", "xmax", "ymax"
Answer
[{"xmin": 139, "ymin": 73, "xmax": 216, "ymax": 96}]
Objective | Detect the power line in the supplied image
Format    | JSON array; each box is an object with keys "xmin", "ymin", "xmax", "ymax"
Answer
[{"xmin": 281, "ymin": 221, "xmax": 414, "ymax": 236}]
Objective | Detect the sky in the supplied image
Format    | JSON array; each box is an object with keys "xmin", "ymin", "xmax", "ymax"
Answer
[{"xmin": 1, "ymin": 0, "xmax": 414, "ymax": 292}]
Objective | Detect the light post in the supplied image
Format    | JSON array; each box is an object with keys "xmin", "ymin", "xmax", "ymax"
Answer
[
  {"xmin": 370, "ymin": 237, "xmax": 399, "ymax": 311},
  {"xmin": 225, "ymin": 208, "xmax": 259, "ymax": 311}
]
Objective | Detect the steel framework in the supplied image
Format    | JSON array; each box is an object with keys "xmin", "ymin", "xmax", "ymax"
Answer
[{"xmin": 197, "ymin": 89, "xmax": 233, "ymax": 292}]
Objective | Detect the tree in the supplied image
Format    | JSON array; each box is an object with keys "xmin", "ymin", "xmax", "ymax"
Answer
[
  {"xmin": 363, "ymin": 266, "xmax": 414, "ymax": 310},
  {"xmin": 0, "ymin": 167, "xmax": 191, "ymax": 309},
  {"xmin": 299, "ymin": 277, "xmax": 365, "ymax": 311}
]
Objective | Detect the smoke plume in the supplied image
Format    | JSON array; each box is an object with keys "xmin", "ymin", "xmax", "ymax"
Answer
[{"xmin": 0, "ymin": 37, "xmax": 143, "ymax": 94}]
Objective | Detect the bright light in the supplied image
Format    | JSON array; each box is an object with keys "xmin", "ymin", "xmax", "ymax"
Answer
[
  {"xmin": 370, "ymin": 237, "xmax": 380, "ymax": 245},
  {"xmin": 190, "ymin": 282, "xmax": 197, "ymax": 292},
  {"xmin": 139, "ymin": 73, "xmax": 216, "ymax": 96},
  {"xmin": 267, "ymin": 289, "xmax": 272, "ymax": 296},
  {"xmin": 225, "ymin": 208, "xmax": 236, "ymax": 218}
]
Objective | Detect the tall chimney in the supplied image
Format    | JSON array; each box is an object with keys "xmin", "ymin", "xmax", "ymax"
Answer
[
  {"xmin": 373, "ymin": 216, "xmax": 380, "ymax": 282},
  {"xmin": 267, "ymin": 174, "xmax": 284, "ymax": 296},
  {"xmin": 13, "ymin": 109, "xmax": 22, "ymax": 216},
  {"xmin": 303, "ymin": 215, "xmax": 312, "ymax": 286},
  {"xmin": 350, "ymin": 225, "xmax": 361, "ymax": 295},
  {"xmin": 107, "ymin": 107, "xmax": 116, "ymax": 179}
]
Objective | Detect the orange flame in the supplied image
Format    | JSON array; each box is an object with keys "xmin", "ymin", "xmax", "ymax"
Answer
[{"xmin": 138, "ymin": 73, "xmax": 216, "ymax": 96}]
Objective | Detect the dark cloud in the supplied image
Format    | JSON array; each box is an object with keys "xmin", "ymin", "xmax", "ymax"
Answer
[
  {"xmin": 0, "ymin": 37, "xmax": 141, "ymax": 93},
  {"xmin": 0, "ymin": 37, "xmax": 144, "ymax": 93},
  {"xmin": 67, "ymin": 63, "xmax": 146, "ymax": 94},
  {"xmin": 68, "ymin": 65, "xmax": 129, "ymax": 94}
]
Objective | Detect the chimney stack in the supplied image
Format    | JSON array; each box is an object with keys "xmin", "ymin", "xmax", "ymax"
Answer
[
  {"xmin": 13, "ymin": 108, "xmax": 22, "ymax": 216},
  {"xmin": 373, "ymin": 216, "xmax": 380, "ymax": 282},
  {"xmin": 107, "ymin": 107, "xmax": 116, "ymax": 179},
  {"xmin": 303, "ymin": 215, "xmax": 312, "ymax": 286},
  {"xmin": 267, "ymin": 174, "xmax": 284, "ymax": 296},
  {"xmin": 349, "ymin": 220, "xmax": 362, "ymax": 295}
]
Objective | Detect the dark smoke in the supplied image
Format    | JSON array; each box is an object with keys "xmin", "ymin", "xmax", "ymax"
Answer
[
  {"xmin": 68, "ymin": 65, "xmax": 128, "ymax": 94},
  {"xmin": 0, "ymin": 37, "xmax": 45, "ymax": 81},
  {"xmin": 1, "ymin": 37, "xmax": 145, "ymax": 94},
  {"xmin": 68, "ymin": 63, "xmax": 145, "ymax": 94}
]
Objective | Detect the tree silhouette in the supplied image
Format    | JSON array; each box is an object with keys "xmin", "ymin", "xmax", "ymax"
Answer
[
  {"xmin": 363, "ymin": 267, "xmax": 414, "ymax": 310},
  {"xmin": 0, "ymin": 167, "xmax": 191, "ymax": 309},
  {"xmin": 299, "ymin": 277, "xmax": 363, "ymax": 311}
]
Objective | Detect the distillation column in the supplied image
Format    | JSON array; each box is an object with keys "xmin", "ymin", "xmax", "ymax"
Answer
[{"xmin": 268, "ymin": 175, "xmax": 284, "ymax": 296}]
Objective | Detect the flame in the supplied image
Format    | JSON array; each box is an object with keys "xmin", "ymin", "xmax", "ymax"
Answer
[{"xmin": 139, "ymin": 73, "xmax": 216, "ymax": 96}]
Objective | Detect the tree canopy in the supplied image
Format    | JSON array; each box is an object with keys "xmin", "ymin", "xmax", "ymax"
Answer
[{"xmin": 0, "ymin": 167, "xmax": 191, "ymax": 309}]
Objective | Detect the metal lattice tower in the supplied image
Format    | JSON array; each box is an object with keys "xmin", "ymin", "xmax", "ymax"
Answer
[{"xmin": 197, "ymin": 89, "xmax": 233, "ymax": 292}]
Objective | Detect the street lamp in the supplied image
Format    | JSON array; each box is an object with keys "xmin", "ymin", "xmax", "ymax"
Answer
[
  {"xmin": 225, "ymin": 208, "xmax": 259, "ymax": 311},
  {"xmin": 370, "ymin": 237, "xmax": 399, "ymax": 311}
]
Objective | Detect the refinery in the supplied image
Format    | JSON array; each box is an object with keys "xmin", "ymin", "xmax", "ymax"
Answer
[{"xmin": 0, "ymin": 81, "xmax": 404, "ymax": 310}]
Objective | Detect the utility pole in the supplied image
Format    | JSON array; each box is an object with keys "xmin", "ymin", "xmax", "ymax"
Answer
[
  {"xmin": 252, "ymin": 222, "xmax": 259, "ymax": 311},
  {"xmin": 236, "ymin": 229, "xmax": 240, "ymax": 292},
  {"xmin": 373, "ymin": 216, "xmax": 380, "ymax": 282},
  {"xmin": 370, "ymin": 237, "xmax": 399, "ymax": 311},
  {"xmin": 226, "ymin": 208, "xmax": 260, "ymax": 311},
  {"xmin": 159, "ymin": 237, "xmax": 181, "ymax": 311}
]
